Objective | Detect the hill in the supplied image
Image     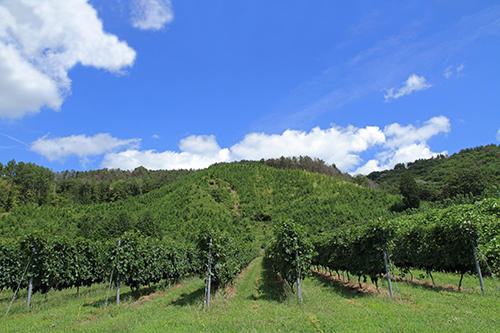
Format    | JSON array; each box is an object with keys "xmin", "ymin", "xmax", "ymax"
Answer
[
  {"xmin": 0, "ymin": 161, "xmax": 399, "ymax": 244},
  {"xmin": 0, "ymin": 156, "xmax": 368, "ymax": 213},
  {"xmin": 367, "ymin": 144, "xmax": 500, "ymax": 201}
]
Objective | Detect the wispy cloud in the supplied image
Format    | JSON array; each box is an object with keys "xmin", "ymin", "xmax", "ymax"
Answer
[
  {"xmin": 384, "ymin": 74, "xmax": 432, "ymax": 101},
  {"xmin": 131, "ymin": 0, "xmax": 173, "ymax": 31},
  {"xmin": 497, "ymin": 127, "xmax": 500, "ymax": 142},
  {"xmin": 0, "ymin": 132, "xmax": 29, "ymax": 147},
  {"xmin": 0, "ymin": 0, "xmax": 136, "ymax": 119},
  {"xmin": 444, "ymin": 64, "xmax": 465, "ymax": 79},
  {"xmin": 258, "ymin": 5, "xmax": 500, "ymax": 132}
]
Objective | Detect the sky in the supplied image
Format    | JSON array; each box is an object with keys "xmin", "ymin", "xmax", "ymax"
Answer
[{"xmin": 1, "ymin": 0, "xmax": 499, "ymax": 175}]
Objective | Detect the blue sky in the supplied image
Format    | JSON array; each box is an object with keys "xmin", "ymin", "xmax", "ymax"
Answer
[{"xmin": 1, "ymin": 0, "xmax": 499, "ymax": 174}]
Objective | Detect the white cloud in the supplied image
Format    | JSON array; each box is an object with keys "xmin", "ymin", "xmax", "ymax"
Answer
[
  {"xmin": 103, "ymin": 134, "xmax": 229, "ymax": 170},
  {"xmin": 102, "ymin": 148, "xmax": 230, "ymax": 171},
  {"xmin": 230, "ymin": 126, "xmax": 386, "ymax": 171},
  {"xmin": 356, "ymin": 143, "xmax": 447, "ymax": 174},
  {"xmin": 353, "ymin": 117, "xmax": 450, "ymax": 174},
  {"xmin": 383, "ymin": 116, "xmax": 450, "ymax": 149},
  {"xmin": 384, "ymin": 74, "xmax": 432, "ymax": 101},
  {"xmin": 102, "ymin": 125, "xmax": 388, "ymax": 172},
  {"xmin": 30, "ymin": 133, "xmax": 141, "ymax": 164},
  {"xmin": 0, "ymin": 0, "xmax": 136, "ymax": 119},
  {"xmin": 31, "ymin": 117, "xmax": 450, "ymax": 174},
  {"xmin": 0, "ymin": 43, "xmax": 62, "ymax": 118},
  {"xmin": 352, "ymin": 159, "xmax": 383, "ymax": 175},
  {"xmin": 131, "ymin": 0, "xmax": 173, "ymax": 31},
  {"xmin": 497, "ymin": 127, "xmax": 500, "ymax": 141},
  {"xmin": 179, "ymin": 135, "xmax": 222, "ymax": 156}
]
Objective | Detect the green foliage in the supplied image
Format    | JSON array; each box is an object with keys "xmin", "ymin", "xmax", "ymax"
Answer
[
  {"xmin": 368, "ymin": 144, "xmax": 500, "ymax": 202},
  {"xmin": 0, "ymin": 159, "xmax": 195, "ymax": 212},
  {"xmin": 313, "ymin": 199, "xmax": 500, "ymax": 289},
  {"xmin": 312, "ymin": 218, "xmax": 393, "ymax": 285},
  {"xmin": 0, "ymin": 162, "xmax": 399, "ymax": 243},
  {"xmin": 196, "ymin": 226, "xmax": 255, "ymax": 287},
  {"xmin": 399, "ymin": 171, "xmax": 420, "ymax": 210},
  {"xmin": 267, "ymin": 219, "xmax": 314, "ymax": 291},
  {"xmin": 0, "ymin": 232, "xmax": 203, "ymax": 296}
]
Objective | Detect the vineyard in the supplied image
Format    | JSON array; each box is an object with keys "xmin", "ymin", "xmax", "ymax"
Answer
[
  {"xmin": 311, "ymin": 198, "xmax": 500, "ymax": 292},
  {"xmin": 1, "ymin": 156, "xmax": 500, "ymax": 331},
  {"xmin": 2, "ymin": 199, "xmax": 500, "ymax": 311},
  {"xmin": 0, "ymin": 228, "xmax": 256, "ymax": 314}
]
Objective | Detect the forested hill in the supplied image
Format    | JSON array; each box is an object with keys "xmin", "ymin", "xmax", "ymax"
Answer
[
  {"xmin": 0, "ymin": 162, "xmax": 399, "ymax": 244},
  {"xmin": 367, "ymin": 144, "xmax": 500, "ymax": 201},
  {"xmin": 0, "ymin": 156, "xmax": 363, "ymax": 214}
]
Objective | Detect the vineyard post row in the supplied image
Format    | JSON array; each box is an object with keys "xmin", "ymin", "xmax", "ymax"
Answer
[
  {"xmin": 1, "ymin": 228, "xmax": 257, "ymax": 315},
  {"xmin": 310, "ymin": 201, "xmax": 500, "ymax": 293}
]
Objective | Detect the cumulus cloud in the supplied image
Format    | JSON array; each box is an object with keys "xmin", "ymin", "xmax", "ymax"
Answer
[
  {"xmin": 179, "ymin": 135, "xmax": 222, "ymax": 156},
  {"xmin": 383, "ymin": 116, "xmax": 450, "ymax": 149},
  {"xmin": 131, "ymin": 0, "xmax": 173, "ymax": 31},
  {"xmin": 30, "ymin": 116, "xmax": 450, "ymax": 174},
  {"xmin": 497, "ymin": 127, "xmax": 500, "ymax": 141},
  {"xmin": 103, "ymin": 134, "xmax": 230, "ymax": 170},
  {"xmin": 0, "ymin": 0, "xmax": 136, "ymax": 119},
  {"xmin": 353, "ymin": 116, "xmax": 450, "ymax": 174},
  {"xmin": 102, "ymin": 148, "xmax": 230, "ymax": 171},
  {"xmin": 30, "ymin": 133, "xmax": 141, "ymax": 164},
  {"xmin": 230, "ymin": 126, "xmax": 386, "ymax": 171},
  {"xmin": 355, "ymin": 143, "xmax": 447, "ymax": 175},
  {"xmin": 384, "ymin": 74, "xmax": 432, "ymax": 101},
  {"xmin": 101, "ymin": 126, "xmax": 386, "ymax": 172}
]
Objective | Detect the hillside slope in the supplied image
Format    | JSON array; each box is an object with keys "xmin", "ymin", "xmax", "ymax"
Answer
[
  {"xmin": 0, "ymin": 162, "xmax": 399, "ymax": 243},
  {"xmin": 368, "ymin": 144, "xmax": 500, "ymax": 200}
]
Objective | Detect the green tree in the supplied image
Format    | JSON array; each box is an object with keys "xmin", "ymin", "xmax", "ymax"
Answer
[
  {"xmin": 443, "ymin": 168, "xmax": 487, "ymax": 198},
  {"xmin": 399, "ymin": 171, "xmax": 420, "ymax": 209}
]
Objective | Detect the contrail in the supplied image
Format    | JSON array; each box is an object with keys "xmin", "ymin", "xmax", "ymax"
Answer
[{"xmin": 0, "ymin": 132, "xmax": 30, "ymax": 147}]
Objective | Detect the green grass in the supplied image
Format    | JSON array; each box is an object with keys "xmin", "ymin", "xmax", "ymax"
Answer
[{"xmin": 2, "ymin": 257, "xmax": 500, "ymax": 332}]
